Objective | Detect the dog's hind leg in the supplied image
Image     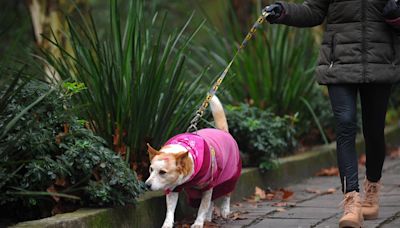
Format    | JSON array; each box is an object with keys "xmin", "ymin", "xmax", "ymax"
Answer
[
  {"xmin": 220, "ymin": 195, "xmax": 231, "ymax": 218},
  {"xmin": 191, "ymin": 188, "xmax": 213, "ymax": 228},
  {"xmin": 206, "ymin": 201, "xmax": 214, "ymax": 222}
]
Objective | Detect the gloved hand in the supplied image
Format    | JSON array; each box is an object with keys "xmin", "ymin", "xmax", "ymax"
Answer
[
  {"xmin": 262, "ymin": 3, "xmax": 284, "ymax": 23},
  {"xmin": 383, "ymin": 0, "xmax": 400, "ymax": 20}
]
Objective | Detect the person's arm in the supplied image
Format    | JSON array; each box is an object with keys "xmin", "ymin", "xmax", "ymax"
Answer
[
  {"xmin": 265, "ymin": 0, "xmax": 331, "ymax": 27},
  {"xmin": 383, "ymin": 0, "xmax": 400, "ymax": 31}
]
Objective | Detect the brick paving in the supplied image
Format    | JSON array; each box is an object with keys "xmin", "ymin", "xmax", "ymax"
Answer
[{"xmin": 218, "ymin": 157, "xmax": 400, "ymax": 228}]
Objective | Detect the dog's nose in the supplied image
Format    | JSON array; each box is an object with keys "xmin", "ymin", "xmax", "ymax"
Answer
[{"xmin": 145, "ymin": 182, "xmax": 152, "ymax": 189}]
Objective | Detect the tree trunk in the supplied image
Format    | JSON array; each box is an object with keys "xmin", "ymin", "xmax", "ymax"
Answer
[{"xmin": 26, "ymin": 0, "xmax": 88, "ymax": 83}]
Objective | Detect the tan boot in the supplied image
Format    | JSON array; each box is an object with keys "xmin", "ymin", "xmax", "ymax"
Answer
[
  {"xmin": 362, "ymin": 178, "xmax": 381, "ymax": 220},
  {"xmin": 339, "ymin": 191, "xmax": 363, "ymax": 228}
]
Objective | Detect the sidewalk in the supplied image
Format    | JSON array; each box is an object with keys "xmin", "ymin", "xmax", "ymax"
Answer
[{"xmin": 219, "ymin": 156, "xmax": 400, "ymax": 228}]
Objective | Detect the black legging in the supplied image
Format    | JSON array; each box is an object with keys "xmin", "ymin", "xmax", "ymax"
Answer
[{"xmin": 328, "ymin": 84, "xmax": 392, "ymax": 193}]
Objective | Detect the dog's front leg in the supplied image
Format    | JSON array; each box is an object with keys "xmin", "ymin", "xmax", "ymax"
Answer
[
  {"xmin": 191, "ymin": 188, "xmax": 213, "ymax": 228},
  {"xmin": 162, "ymin": 192, "xmax": 179, "ymax": 228}
]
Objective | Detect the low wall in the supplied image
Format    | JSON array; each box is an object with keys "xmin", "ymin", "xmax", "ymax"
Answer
[{"xmin": 12, "ymin": 125, "xmax": 400, "ymax": 228}]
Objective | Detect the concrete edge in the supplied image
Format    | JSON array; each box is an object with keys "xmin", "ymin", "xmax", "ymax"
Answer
[{"xmin": 12, "ymin": 125, "xmax": 400, "ymax": 228}]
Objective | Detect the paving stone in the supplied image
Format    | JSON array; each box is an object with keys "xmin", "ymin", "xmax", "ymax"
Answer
[
  {"xmin": 380, "ymin": 195, "xmax": 400, "ymax": 206},
  {"xmin": 297, "ymin": 192, "xmax": 342, "ymax": 208},
  {"xmin": 252, "ymin": 218, "xmax": 320, "ymax": 228},
  {"xmin": 266, "ymin": 206, "xmax": 338, "ymax": 219},
  {"xmin": 220, "ymin": 157, "xmax": 400, "ymax": 228},
  {"xmin": 381, "ymin": 216, "xmax": 400, "ymax": 228}
]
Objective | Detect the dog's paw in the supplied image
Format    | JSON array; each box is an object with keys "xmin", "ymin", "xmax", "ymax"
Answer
[
  {"xmin": 221, "ymin": 208, "xmax": 230, "ymax": 218},
  {"xmin": 190, "ymin": 223, "xmax": 204, "ymax": 228}
]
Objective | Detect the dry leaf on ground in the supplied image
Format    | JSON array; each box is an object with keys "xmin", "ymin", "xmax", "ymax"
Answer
[
  {"xmin": 280, "ymin": 188, "xmax": 294, "ymax": 200},
  {"xmin": 272, "ymin": 202, "xmax": 296, "ymax": 207},
  {"xmin": 204, "ymin": 221, "xmax": 221, "ymax": 227},
  {"xmin": 249, "ymin": 187, "xmax": 294, "ymax": 202},
  {"xmin": 255, "ymin": 186, "xmax": 267, "ymax": 200},
  {"xmin": 389, "ymin": 147, "xmax": 400, "ymax": 159},
  {"xmin": 359, "ymin": 154, "xmax": 366, "ymax": 166},
  {"xmin": 306, "ymin": 187, "xmax": 336, "ymax": 195},
  {"xmin": 316, "ymin": 167, "xmax": 339, "ymax": 176},
  {"xmin": 276, "ymin": 207, "xmax": 286, "ymax": 212},
  {"xmin": 228, "ymin": 211, "xmax": 248, "ymax": 220},
  {"xmin": 305, "ymin": 188, "xmax": 321, "ymax": 194},
  {"xmin": 324, "ymin": 188, "xmax": 337, "ymax": 194}
]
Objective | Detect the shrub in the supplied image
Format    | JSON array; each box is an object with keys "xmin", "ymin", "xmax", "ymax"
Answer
[
  {"xmin": 225, "ymin": 103, "xmax": 297, "ymax": 170},
  {"xmin": 42, "ymin": 0, "xmax": 207, "ymax": 172},
  {"xmin": 0, "ymin": 79, "xmax": 144, "ymax": 222}
]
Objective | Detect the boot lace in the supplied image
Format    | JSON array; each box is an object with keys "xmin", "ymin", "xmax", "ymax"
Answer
[
  {"xmin": 363, "ymin": 180, "xmax": 380, "ymax": 206},
  {"xmin": 340, "ymin": 191, "xmax": 359, "ymax": 215}
]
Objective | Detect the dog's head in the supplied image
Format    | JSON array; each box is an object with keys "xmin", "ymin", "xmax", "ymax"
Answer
[{"xmin": 145, "ymin": 144, "xmax": 193, "ymax": 191}]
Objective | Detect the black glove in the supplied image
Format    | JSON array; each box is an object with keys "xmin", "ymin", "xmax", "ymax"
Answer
[
  {"xmin": 262, "ymin": 3, "xmax": 284, "ymax": 23},
  {"xmin": 383, "ymin": 0, "xmax": 400, "ymax": 20}
]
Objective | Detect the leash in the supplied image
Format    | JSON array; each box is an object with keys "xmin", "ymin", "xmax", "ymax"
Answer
[{"xmin": 187, "ymin": 11, "xmax": 270, "ymax": 132}]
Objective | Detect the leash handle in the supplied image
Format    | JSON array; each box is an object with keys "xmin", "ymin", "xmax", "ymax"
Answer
[{"xmin": 186, "ymin": 13, "xmax": 270, "ymax": 133}]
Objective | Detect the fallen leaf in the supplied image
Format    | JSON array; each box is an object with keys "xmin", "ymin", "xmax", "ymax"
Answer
[
  {"xmin": 389, "ymin": 147, "xmax": 400, "ymax": 159},
  {"xmin": 255, "ymin": 186, "xmax": 267, "ymax": 200},
  {"xmin": 273, "ymin": 190, "xmax": 284, "ymax": 200},
  {"xmin": 275, "ymin": 207, "xmax": 286, "ymax": 212},
  {"xmin": 316, "ymin": 167, "xmax": 339, "ymax": 176},
  {"xmin": 47, "ymin": 185, "xmax": 60, "ymax": 202},
  {"xmin": 55, "ymin": 132, "xmax": 67, "ymax": 145},
  {"xmin": 272, "ymin": 202, "xmax": 296, "ymax": 207},
  {"xmin": 63, "ymin": 123, "xmax": 69, "ymax": 134},
  {"xmin": 359, "ymin": 154, "xmax": 366, "ymax": 166},
  {"xmin": 280, "ymin": 188, "xmax": 294, "ymax": 200},
  {"xmin": 323, "ymin": 188, "xmax": 337, "ymax": 194},
  {"xmin": 204, "ymin": 221, "xmax": 221, "ymax": 227},
  {"xmin": 54, "ymin": 177, "xmax": 67, "ymax": 187},
  {"xmin": 266, "ymin": 193, "xmax": 275, "ymax": 200},
  {"xmin": 305, "ymin": 188, "xmax": 321, "ymax": 194},
  {"xmin": 272, "ymin": 202, "xmax": 288, "ymax": 207},
  {"xmin": 229, "ymin": 211, "xmax": 247, "ymax": 220}
]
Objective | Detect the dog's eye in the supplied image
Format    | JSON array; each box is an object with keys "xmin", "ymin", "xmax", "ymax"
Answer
[{"xmin": 159, "ymin": 170, "xmax": 167, "ymax": 175}]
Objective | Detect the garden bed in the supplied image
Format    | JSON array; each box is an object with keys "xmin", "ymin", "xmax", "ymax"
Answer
[{"xmin": 10, "ymin": 125, "xmax": 400, "ymax": 228}]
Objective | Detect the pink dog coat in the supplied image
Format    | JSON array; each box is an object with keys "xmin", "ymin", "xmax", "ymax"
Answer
[{"xmin": 164, "ymin": 128, "xmax": 242, "ymax": 207}]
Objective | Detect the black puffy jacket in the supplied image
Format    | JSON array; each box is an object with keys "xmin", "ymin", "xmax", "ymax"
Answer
[{"xmin": 276, "ymin": 0, "xmax": 400, "ymax": 84}]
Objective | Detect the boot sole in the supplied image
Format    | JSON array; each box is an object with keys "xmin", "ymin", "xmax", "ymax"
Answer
[
  {"xmin": 363, "ymin": 213, "xmax": 378, "ymax": 220},
  {"xmin": 339, "ymin": 220, "xmax": 363, "ymax": 228}
]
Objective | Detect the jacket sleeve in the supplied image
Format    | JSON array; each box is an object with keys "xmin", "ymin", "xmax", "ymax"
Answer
[{"xmin": 275, "ymin": 0, "xmax": 331, "ymax": 27}]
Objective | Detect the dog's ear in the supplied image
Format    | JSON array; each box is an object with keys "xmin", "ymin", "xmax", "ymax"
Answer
[
  {"xmin": 174, "ymin": 151, "xmax": 191, "ymax": 175},
  {"xmin": 175, "ymin": 151, "xmax": 189, "ymax": 162},
  {"xmin": 147, "ymin": 143, "xmax": 160, "ymax": 161}
]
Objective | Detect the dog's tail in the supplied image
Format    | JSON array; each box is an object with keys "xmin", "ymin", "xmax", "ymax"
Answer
[{"xmin": 209, "ymin": 96, "xmax": 229, "ymax": 132}]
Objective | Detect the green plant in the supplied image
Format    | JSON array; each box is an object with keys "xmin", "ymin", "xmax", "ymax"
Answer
[
  {"xmin": 192, "ymin": 1, "xmax": 335, "ymax": 147},
  {"xmin": 0, "ymin": 80, "xmax": 144, "ymax": 222},
  {"xmin": 42, "ymin": 0, "xmax": 207, "ymax": 168},
  {"xmin": 296, "ymin": 87, "xmax": 336, "ymax": 145},
  {"xmin": 192, "ymin": 1, "xmax": 317, "ymax": 113},
  {"xmin": 224, "ymin": 103, "xmax": 297, "ymax": 169}
]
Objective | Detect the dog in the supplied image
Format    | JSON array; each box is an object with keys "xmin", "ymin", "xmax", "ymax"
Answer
[{"xmin": 145, "ymin": 96, "xmax": 242, "ymax": 228}]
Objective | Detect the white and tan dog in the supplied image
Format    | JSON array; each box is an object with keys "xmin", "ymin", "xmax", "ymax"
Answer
[{"xmin": 145, "ymin": 96, "xmax": 241, "ymax": 228}]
